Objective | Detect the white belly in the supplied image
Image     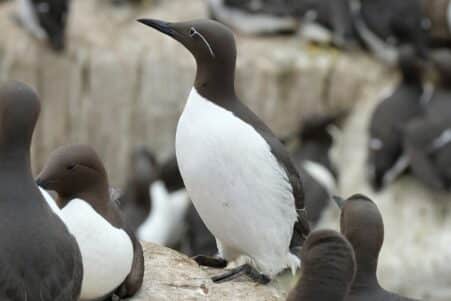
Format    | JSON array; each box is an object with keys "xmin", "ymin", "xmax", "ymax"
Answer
[
  {"xmin": 61, "ymin": 199, "xmax": 134, "ymax": 300},
  {"xmin": 175, "ymin": 88, "xmax": 299, "ymax": 277}
]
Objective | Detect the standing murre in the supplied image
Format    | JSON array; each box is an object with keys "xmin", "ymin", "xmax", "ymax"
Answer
[
  {"xmin": 403, "ymin": 49, "xmax": 451, "ymax": 192},
  {"xmin": 36, "ymin": 144, "xmax": 144, "ymax": 300},
  {"xmin": 138, "ymin": 18, "xmax": 310, "ymax": 284},
  {"xmin": 0, "ymin": 81, "xmax": 83, "ymax": 300},
  {"xmin": 287, "ymin": 230, "xmax": 356, "ymax": 301},
  {"xmin": 16, "ymin": 0, "xmax": 70, "ymax": 51},
  {"xmin": 291, "ymin": 115, "xmax": 339, "ymax": 226},
  {"xmin": 119, "ymin": 147, "xmax": 159, "ymax": 234},
  {"xmin": 334, "ymin": 194, "xmax": 419, "ymax": 301},
  {"xmin": 367, "ymin": 46, "xmax": 426, "ymax": 191}
]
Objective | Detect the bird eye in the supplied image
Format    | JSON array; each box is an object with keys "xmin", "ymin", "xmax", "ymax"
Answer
[{"xmin": 67, "ymin": 164, "xmax": 76, "ymax": 171}]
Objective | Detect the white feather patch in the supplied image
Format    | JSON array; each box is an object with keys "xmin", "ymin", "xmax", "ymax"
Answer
[
  {"xmin": 18, "ymin": 0, "xmax": 46, "ymax": 39},
  {"xmin": 39, "ymin": 186, "xmax": 61, "ymax": 215},
  {"xmin": 299, "ymin": 23, "xmax": 333, "ymax": 44},
  {"xmin": 303, "ymin": 160, "xmax": 336, "ymax": 193},
  {"xmin": 61, "ymin": 199, "xmax": 133, "ymax": 300},
  {"xmin": 431, "ymin": 128, "xmax": 451, "ymax": 151},
  {"xmin": 137, "ymin": 181, "xmax": 190, "ymax": 246}
]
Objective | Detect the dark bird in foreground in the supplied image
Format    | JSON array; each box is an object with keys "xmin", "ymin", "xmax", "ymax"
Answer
[
  {"xmin": 335, "ymin": 194, "xmax": 419, "ymax": 301},
  {"xmin": 37, "ymin": 144, "xmax": 144, "ymax": 300},
  {"xmin": 0, "ymin": 81, "xmax": 83, "ymax": 301},
  {"xmin": 287, "ymin": 229, "xmax": 356, "ymax": 301}
]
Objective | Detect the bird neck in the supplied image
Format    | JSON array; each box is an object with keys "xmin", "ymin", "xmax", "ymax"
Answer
[
  {"xmin": 61, "ymin": 177, "xmax": 110, "ymax": 210},
  {"xmin": 194, "ymin": 60, "xmax": 237, "ymax": 103},
  {"xmin": 295, "ymin": 279, "xmax": 348, "ymax": 301},
  {"xmin": 351, "ymin": 255, "xmax": 381, "ymax": 292},
  {"xmin": 0, "ymin": 147, "xmax": 33, "ymax": 178}
]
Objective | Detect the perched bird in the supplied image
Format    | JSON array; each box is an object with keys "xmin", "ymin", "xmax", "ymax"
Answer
[
  {"xmin": 403, "ymin": 49, "xmax": 451, "ymax": 191},
  {"xmin": 138, "ymin": 18, "xmax": 310, "ymax": 284},
  {"xmin": 36, "ymin": 144, "xmax": 144, "ymax": 300},
  {"xmin": 292, "ymin": 115, "xmax": 339, "ymax": 226},
  {"xmin": 335, "ymin": 194, "xmax": 419, "ymax": 301},
  {"xmin": 286, "ymin": 229, "xmax": 356, "ymax": 301},
  {"xmin": 0, "ymin": 81, "xmax": 82, "ymax": 301},
  {"xmin": 17, "ymin": 0, "xmax": 70, "ymax": 51},
  {"xmin": 367, "ymin": 46, "xmax": 426, "ymax": 191},
  {"xmin": 119, "ymin": 147, "xmax": 159, "ymax": 233}
]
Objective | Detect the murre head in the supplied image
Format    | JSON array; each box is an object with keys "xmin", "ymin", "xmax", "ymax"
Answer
[
  {"xmin": 398, "ymin": 45, "xmax": 425, "ymax": 83},
  {"xmin": 0, "ymin": 81, "xmax": 40, "ymax": 154},
  {"xmin": 36, "ymin": 144, "xmax": 109, "ymax": 206},
  {"xmin": 287, "ymin": 229, "xmax": 356, "ymax": 301},
  {"xmin": 335, "ymin": 194, "xmax": 384, "ymax": 286},
  {"xmin": 138, "ymin": 18, "xmax": 237, "ymax": 99},
  {"xmin": 128, "ymin": 146, "xmax": 159, "ymax": 190},
  {"xmin": 33, "ymin": 0, "xmax": 70, "ymax": 51}
]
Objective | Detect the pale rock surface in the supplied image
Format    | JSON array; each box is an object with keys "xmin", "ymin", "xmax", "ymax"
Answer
[{"xmin": 126, "ymin": 242, "xmax": 293, "ymax": 301}]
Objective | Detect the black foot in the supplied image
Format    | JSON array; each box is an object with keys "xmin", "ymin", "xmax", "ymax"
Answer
[
  {"xmin": 192, "ymin": 255, "xmax": 227, "ymax": 268},
  {"xmin": 212, "ymin": 264, "xmax": 271, "ymax": 285}
]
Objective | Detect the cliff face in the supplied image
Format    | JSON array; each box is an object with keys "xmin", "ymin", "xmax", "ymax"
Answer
[{"xmin": 0, "ymin": 0, "xmax": 386, "ymax": 185}]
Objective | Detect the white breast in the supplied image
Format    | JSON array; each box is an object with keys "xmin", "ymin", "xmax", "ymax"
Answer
[
  {"xmin": 175, "ymin": 88, "xmax": 299, "ymax": 277},
  {"xmin": 303, "ymin": 160, "xmax": 336, "ymax": 193},
  {"xmin": 137, "ymin": 181, "xmax": 190, "ymax": 246},
  {"xmin": 18, "ymin": 0, "xmax": 46, "ymax": 39},
  {"xmin": 39, "ymin": 187, "xmax": 61, "ymax": 216},
  {"xmin": 61, "ymin": 199, "xmax": 133, "ymax": 300}
]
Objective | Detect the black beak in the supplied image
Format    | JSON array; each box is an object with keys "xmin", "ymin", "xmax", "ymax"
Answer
[
  {"xmin": 137, "ymin": 19, "xmax": 175, "ymax": 37},
  {"xmin": 36, "ymin": 178, "xmax": 44, "ymax": 187},
  {"xmin": 333, "ymin": 195, "xmax": 346, "ymax": 209}
]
